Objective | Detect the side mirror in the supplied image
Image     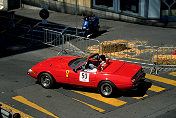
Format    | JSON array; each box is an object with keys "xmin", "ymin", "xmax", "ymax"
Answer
[{"xmin": 73, "ymin": 69, "xmax": 77, "ymax": 73}]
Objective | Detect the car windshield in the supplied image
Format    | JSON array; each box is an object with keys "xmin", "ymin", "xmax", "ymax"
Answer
[{"xmin": 68, "ymin": 57, "xmax": 87, "ymax": 69}]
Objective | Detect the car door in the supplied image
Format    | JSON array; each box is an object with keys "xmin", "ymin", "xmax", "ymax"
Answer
[
  {"xmin": 53, "ymin": 69, "xmax": 72, "ymax": 84},
  {"xmin": 69, "ymin": 70, "xmax": 96, "ymax": 87}
]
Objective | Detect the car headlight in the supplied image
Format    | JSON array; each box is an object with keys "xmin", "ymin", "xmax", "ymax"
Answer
[{"xmin": 28, "ymin": 69, "xmax": 37, "ymax": 74}]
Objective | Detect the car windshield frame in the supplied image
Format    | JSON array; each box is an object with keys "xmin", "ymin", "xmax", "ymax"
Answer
[
  {"xmin": 68, "ymin": 57, "xmax": 87, "ymax": 69},
  {"xmin": 68, "ymin": 53, "xmax": 99, "ymax": 70}
]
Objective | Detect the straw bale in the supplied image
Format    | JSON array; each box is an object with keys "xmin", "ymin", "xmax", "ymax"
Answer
[
  {"xmin": 153, "ymin": 55, "xmax": 176, "ymax": 65},
  {"xmin": 101, "ymin": 43, "xmax": 127, "ymax": 53},
  {"xmin": 87, "ymin": 39, "xmax": 152, "ymax": 59}
]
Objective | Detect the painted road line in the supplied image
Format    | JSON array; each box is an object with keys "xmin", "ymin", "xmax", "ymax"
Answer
[
  {"xmin": 72, "ymin": 90, "xmax": 127, "ymax": 107},
  {"xmin": 169, "ymin": 72, "xmax": 176, "ymax": 77},
  {"xmin": 12, "ymin": 96, "xmax": 59, "ymax": 118},
  {"xmin": 146, "ymin": 74, "xmax": 176, "ymax": 86},
  {"xmin": 132, "ymin": 85, "xmax": 165, "ymax": 99},
  {"xmin": 132, "ymin": 95, "xmax": 148, "ymax": 99},
  {"xmin": 72, "ymin": 98, "xmax": 105, "ymax": 112},
  {"xmin": 0, "ymin": 102, "xmax": 33, "ymax": 118},
  {"xmin": 148, "ymin": 85, "xmax": 166, "ymax": 92}
]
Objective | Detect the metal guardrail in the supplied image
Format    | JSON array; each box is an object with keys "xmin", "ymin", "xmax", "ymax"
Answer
[
  {"xmin": 61, "ymin": 33, "xmax": 100, "ymax": 55},
  {"xmin": 101, "ymin": 41, "xmax": 155, "ymax": 65},
  {"xmin": 100, "ymin": 42, "xmax": 176, "ymax": 74},
  {"xmin": 154, "ymin": 47, "xmax": 176, "ymax": 73},
  {"xmin": 43, "ymin": 28, "xmax": 100, "ymax": 56},
  {"xmin": 100, "ymin": 41, "xmax": 156, "ymax": 73},
  {"xmin": 44, "ymin": 28, "xmax": 62, "ymax": 46},
  {"xmin": 43, "ymin": 28, "xmax": 176, "ymax": 74}
]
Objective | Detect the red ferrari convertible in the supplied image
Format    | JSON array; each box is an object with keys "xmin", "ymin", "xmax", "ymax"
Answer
[{"xmin": 28, "ymin": 53, "xmax": 147, "ymax": 97}]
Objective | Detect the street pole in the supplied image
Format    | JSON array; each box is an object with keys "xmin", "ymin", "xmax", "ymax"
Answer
[{"xmin": 75, "ymin": 0, "xmax": 78, "ymax": 36}]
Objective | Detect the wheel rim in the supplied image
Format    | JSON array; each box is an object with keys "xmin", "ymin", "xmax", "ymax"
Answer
[
  {"xmin": 41, "ymin": 75, "xmax": 51, "ymax": 87},
  {"xmin": 101, "ymin": 83, "xmax": 112, "ymax": 96}
]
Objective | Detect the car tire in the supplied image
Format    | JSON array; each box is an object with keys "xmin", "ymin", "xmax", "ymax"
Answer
[
  {"xmin": 98, "ymin": 81, "xmax": 116, "ymax": 97},
  {"xmin": 39, "ymin": 73, "xmax": 55, "ymax": 89}
]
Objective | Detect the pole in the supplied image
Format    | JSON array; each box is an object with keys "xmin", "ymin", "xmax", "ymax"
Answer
[{"xmin": 75, "ymin": 0, "xmax": 78, "ymax": 36}]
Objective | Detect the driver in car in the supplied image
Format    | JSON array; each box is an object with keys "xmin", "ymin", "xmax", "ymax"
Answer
[
  {"xmin": 99, "ymin": 55, "xmax": 106, "ymax": 71},
  {"xmin": 84, "ymin": 61, "xmax": 97, "ymax": 72},
  {"xmin": 85, "ymin": 55, "xmax": 107, "ymax": 72}
]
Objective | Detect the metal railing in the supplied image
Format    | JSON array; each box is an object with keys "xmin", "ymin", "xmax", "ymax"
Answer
[
  {"xmin": 100, "ymin": 41, "xmax": 156, "ymax": 73},
  {"xmin": 61, "ymin": 33, "xmax": 100, "ymax": 55},
  {"xmin": 43, "ymin": 28, "xmax": 176, "ymax": 74},
  {"xmin": 101, "ymin": 41, "xmax": 155, "ymax": 65},
  {"xmin": 43, "ymin": 28, "xmax": 100, "ymax": 56},
  {"xmin": 155, "ymin": 47, "xmax": 176, "ymax": 73},
  {"xmin": 44, "ymin": 28, "xmax": 62, "ymax": 46}
]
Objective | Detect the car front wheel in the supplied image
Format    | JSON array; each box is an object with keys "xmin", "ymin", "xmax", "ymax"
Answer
[
  {"xmin": 98, "ymin": 81, "xmax": 116, "ymax": 97},
  {"xmin": 39, "ymin": 73, "xmax": 55, "ymax": 89}
]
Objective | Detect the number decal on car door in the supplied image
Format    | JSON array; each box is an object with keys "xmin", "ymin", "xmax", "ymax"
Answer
[{"xmin": 79, "ymin": 72, "xmax": 89, "ymax": 82}]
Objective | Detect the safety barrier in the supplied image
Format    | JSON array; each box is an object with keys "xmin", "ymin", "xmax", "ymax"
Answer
[
  {"xmin": 100, "ymin": 42, "xmax": 176, "ymax": 73},
  {"xmin": 43, "ymin": 28, "xmax": 100, "ymax": 56},
  {"xmin": 44, "ymin": 28, "xmax": 62, "ymax": 46},
  {"xmin": 98, "ymin": 41, "xmax": 156, "ymax": 73},
  {"xmin": 100, "ymin": 41, "xmax": 155, "ymax": 65},
  {"xmin": 154, "ymin": 47, "xmax": 176, "ymax": 73},
  {"xmin": 61, "ymin": 33, "xmax": 100, "ymax": 55},
  {"xmin": 43, "ymin": 28, "xmax": 176, "ymax": 74}
]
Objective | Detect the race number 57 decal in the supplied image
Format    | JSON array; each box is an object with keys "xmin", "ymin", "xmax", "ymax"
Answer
[{"xmin": 79, "ymin": 72, "xmax": 89, "ymax": 82}]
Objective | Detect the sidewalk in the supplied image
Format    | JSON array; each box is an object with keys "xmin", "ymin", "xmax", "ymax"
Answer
[{"xmin": 13, "ymin": 5, "xmax": 176, "ymax": 47}]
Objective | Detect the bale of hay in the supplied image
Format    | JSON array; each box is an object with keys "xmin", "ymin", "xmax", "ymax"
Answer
[
  {"xmin": 153, "ymin": 55, "xmax": 176, "ymax": 65},
  {"xmin": 101, "ymin": 43, "xmax": 127, "ymax": 53}
]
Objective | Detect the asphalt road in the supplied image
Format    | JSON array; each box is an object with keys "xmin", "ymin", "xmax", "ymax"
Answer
[
  {"xmin": 0, "ymin": 46, "xmax": 176, "ymax": 118},
  {"xmin": 1, "ymin": 6, "xmax": 176, "ymax": 118}
]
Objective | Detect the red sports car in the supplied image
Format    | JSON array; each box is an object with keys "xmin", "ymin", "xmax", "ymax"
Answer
[{"xmin": 28, "ymin": 53, "xmax": 147, "ymax": 97}]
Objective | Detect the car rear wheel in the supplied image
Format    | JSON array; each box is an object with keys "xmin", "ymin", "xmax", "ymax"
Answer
[
  {"xmin": 39, "ymin": 73, "xmax": 55, "ymax": 89},
  {"xmin": 98, "ymin": 81, "xmax": 116, "ymax": 97}
]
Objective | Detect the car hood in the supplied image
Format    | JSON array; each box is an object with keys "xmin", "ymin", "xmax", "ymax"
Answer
[{"xmin": 33, "ymin": 56, "xmax": 78, "ymax": 69}]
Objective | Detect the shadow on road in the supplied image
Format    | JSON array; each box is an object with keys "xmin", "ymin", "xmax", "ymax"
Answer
[
  {"xmin": 50, "ymin": 81, "xmax": 152, "ymax": 98},
  {"xmin": 0, "ymin": 11, "xmax": 51, "ymax": 58},
  {"xmin": 0, "ymin": 11, "xmax": 82, "ymax": 58}
]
